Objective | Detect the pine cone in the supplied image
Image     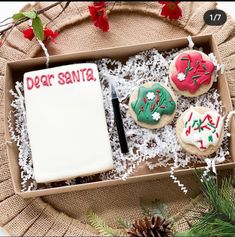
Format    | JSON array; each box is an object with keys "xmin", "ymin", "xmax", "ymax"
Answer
[{"xmin": 127, "ymin": 216, "xmax": 172, "ymax": 237}]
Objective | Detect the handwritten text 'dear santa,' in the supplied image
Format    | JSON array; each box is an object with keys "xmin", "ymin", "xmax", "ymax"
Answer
[{"xmin": 26, "ymin": 67, "xmax": 96, "ymax": 90}]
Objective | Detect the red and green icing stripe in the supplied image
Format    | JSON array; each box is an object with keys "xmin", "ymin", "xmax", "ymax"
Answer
[
  {"xmin": 183, "ymin": 111, "xmax": 222, "ymax": 150},
  {"xmin": 171, "ymin": 51, "xmax": 215, "ymax": 94}
]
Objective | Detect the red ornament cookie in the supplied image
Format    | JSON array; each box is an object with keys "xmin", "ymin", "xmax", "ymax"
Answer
[{"xmin": 169, "ymin": 50, "xmax": 215, "ymax": 97}]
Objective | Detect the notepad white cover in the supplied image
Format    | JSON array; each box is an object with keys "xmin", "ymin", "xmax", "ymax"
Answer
[{"xmin": 23, "ymin": 63, "xmax": 113, "ymax": 183}]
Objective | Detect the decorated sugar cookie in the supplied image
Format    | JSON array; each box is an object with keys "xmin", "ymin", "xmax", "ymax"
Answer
[
  {"xmin": 129, "ymin": 82, "xmax": 177, "ymax": 129},
  {"xmin": 169, "ymin": 50, "xmax": 215, "ymax": 97},
  {"xmin": 176, "ymin": 107, "xmax": 224, "ymax": 156}
]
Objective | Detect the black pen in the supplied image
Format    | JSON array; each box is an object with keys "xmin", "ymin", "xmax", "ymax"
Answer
[{"xmin": 111, "ymin": 83, "xmax": 129, "ymax": 154}]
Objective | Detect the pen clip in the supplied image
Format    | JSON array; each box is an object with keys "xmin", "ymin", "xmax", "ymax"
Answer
[{"xmin": 110, "ymin": 81, "xmax": 119, "ymax": 99}]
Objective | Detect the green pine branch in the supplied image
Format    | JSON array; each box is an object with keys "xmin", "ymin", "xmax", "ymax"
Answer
[
  {"xmin": 117, "ymin": 217, "xmax": 132, "ymax": 229},
  {"xmin": 176, "ymin": 175, "xmax": 235, "ymax": 237},
  {"xmin": 87, "ymin": 208, "xmax": 124, "ymax": 236},
  {"xmin": 140, "ymin": 197, "xmax": 169, "ymax": 219}
]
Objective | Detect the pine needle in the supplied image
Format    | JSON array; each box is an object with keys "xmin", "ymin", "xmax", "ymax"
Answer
[
  {"xmin": 87, "ymin": 209, "xmax": 124, "ymax": 236},
  {"xmin": 117, "ymin": 217, "xmax": 132, "ymax": 229},
  {"xmin": 177, "ymin": 175, "xmax": 235, "ymax": 237},
  {"xmin": 140, "ymin": 197, "xmax": 169, "ymax": 218}
]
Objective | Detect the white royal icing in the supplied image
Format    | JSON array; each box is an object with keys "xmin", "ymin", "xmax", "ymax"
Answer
[
  {"xmin": 181, "ymin": 109, "xmax": 223, "ymax": 150},
  {"xmin": 152, "ymin": 112, "xmax": 161, "ymax": 121},
  {"xmin": 23, "ymin": 63, "xmax": 113, "ymax": 183},
  {"xmin": 177, "ymin": 72, "xmax": 186, "ymax": 81},
  {"xmin": 147, "ymin": 92, "xmax": 155, "ymax": 100}
]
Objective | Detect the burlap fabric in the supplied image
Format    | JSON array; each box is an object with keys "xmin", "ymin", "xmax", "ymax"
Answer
[{"xmin": 0, "ymin": 2, "xmax": 235, "ymax": 236}]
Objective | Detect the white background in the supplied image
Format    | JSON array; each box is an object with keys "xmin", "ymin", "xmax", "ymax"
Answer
[{"xmin": 0, "ymin": 1, "xmax": 235, "ymax": 236}]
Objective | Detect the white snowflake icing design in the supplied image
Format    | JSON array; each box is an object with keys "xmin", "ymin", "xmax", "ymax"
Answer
[
  {"xmin": 147, "ymin": 92, "xmax": 155, "ymax": 100},
  {"xmin": 152, "ymin": 112, "xmax": 161, "ymax": 121},
  {"xmin": 177, "ymin": 72, "xmax": 186, "ymax": 81}
]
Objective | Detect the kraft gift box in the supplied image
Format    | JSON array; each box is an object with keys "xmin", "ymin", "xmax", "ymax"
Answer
[{"xmin": 5, "ymin": 34, "xmax": 235, "ymax": 198}]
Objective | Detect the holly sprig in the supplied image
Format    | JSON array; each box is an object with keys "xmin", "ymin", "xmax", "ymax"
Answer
[
  {"xmin": 12, "ymin": 11, "xmax": 44, "ymax": 41},
  {"xmin": 12, "ymin": 11, "xmax": 37, "ymax": 21},
  {"xmin": 0, "ymin": 2, "xmax": 70, "ymax": 47}
]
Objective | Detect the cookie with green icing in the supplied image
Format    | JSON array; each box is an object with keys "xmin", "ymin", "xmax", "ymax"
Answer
[
  {"xmin": 176, "ymin": 106, "xmax": 224, "ymax": 156},
  {"xmin": 129, "ymin": 82, "xmax": 177, "ymax": 129}
]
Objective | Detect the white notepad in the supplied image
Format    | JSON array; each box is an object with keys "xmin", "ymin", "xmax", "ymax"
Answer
[{"xmin": 23, "ymin": 63, "xmax": 113, "ymax": 183}]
